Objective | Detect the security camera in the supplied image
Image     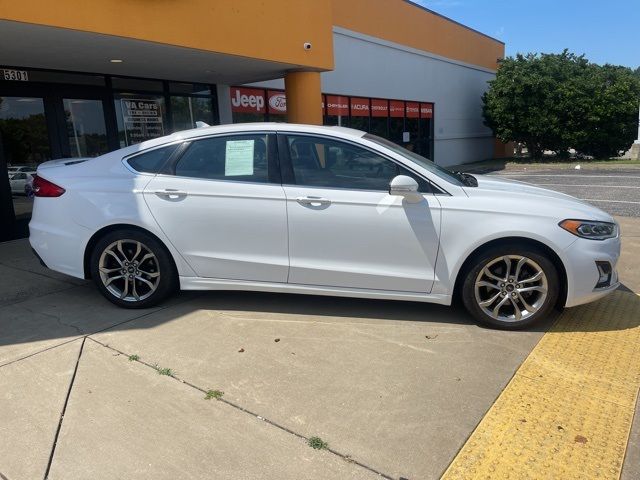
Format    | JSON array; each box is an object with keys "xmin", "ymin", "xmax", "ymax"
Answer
[{"xmin": 303, "ymin": 42, "xmax": 312, "ymax": 50}]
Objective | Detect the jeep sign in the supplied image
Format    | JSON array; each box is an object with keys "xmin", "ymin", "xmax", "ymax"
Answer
[{"xmin": 230, "ymin": 87, "xmax": 266, "ymax": 113}]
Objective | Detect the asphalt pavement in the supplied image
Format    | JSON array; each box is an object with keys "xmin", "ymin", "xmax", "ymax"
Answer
[{"xmin": 489, "ymin": 168, "xmax": 640, "ymax": 217}]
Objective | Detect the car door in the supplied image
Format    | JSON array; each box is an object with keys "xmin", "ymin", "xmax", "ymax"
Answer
[
  {"xmin": 142, "ymin": 132, "xmax": 289, "ymax": 282},
  {"xmin": 280, "ymin": 133, "xmax": 441, "ymax": 293}
]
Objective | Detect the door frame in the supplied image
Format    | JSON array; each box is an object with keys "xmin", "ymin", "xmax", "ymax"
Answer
[{"xmin": 0, "ymin": 82, "xmax": 118, "ymax": 159}]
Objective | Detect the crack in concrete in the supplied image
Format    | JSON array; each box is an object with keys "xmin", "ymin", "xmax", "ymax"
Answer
[
  {"xmin": 0, "ymin": 294, "xmax": 199, "ymax": 370},
  {"xmin": 21, "ymin": 305, "xmax": 84, "ymax": 336},
  {"xmin": 43, "ymin": 337, "xmax": 85, "ymax": 480},
  {"xmin": 86, "ymin": 336, "xmax": 394, "ymax": 480}
]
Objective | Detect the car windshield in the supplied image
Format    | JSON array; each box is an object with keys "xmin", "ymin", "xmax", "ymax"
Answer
[{"xmin": 363, "ymin": 133, "xmax": 465, "ymax": 187}]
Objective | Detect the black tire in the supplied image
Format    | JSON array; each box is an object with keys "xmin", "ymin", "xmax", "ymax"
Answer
[
  {"xmin": 90, "ymin": 229, "xmax": 177, "ymax": 308},
  {"xmin": 461, "ymin": 244, "xmax": 559, "ymax": 330}
]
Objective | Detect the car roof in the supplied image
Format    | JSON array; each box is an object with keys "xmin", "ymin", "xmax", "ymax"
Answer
[{"xmin": 119, "ymin": 123, "xmax": 368, "ymax": 157}]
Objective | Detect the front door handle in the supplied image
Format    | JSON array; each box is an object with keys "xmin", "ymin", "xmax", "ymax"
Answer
[
  {"xmin": 153, "ymin": 189, "xmax": 188, "ymax": 199},
  {"xmin": 296, "ymin": 196, "xmax": 331, "ymax": 207}
]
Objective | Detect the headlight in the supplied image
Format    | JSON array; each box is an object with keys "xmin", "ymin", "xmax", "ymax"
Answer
[{"xmin": 559, "ymin": 219, "xmax": 618, "ymax": 240}]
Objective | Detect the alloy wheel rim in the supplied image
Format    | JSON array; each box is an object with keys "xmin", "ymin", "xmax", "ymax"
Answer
[
  {"xmin": 98, "ymin": 239, "xmax": 160, "ymax": 302},
  {"xmin": 474, "ymin": 255, "xmax": 548, "ymax": 322}
]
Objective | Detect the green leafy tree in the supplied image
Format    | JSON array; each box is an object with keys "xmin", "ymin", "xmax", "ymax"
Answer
[
  {"xmin": 483, "ymin": 50, "xmax": 640, "ymax": 159},
  {"xmin": 571, "ymin": 65, "xmax": 640, "ymax": 158}
]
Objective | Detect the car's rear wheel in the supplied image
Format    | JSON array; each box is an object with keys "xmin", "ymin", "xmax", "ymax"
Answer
[
  {"xmin": 90, "ymin": 229, "xmax": 177, "ymax": 308},
  {"xmin": 461, "ymin": 245, "xmax": 559, "ymax": 329}
]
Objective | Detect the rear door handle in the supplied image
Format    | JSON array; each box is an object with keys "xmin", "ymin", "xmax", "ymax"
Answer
[
  {"xmin": 296, "ymin": 196, "xmax": 331, "ymax": 207},
  {"xmin": 153, "ymin": 189, "xmax": 188, "ymax": 198}
]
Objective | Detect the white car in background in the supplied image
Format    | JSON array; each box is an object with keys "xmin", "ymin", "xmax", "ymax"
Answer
[
  {"xmin": 29, "ymin": 123, "xmax": 620, "ymax": 329},
  {"xmin": 9, "ymin": 171, "xmax": 35, "ymax": 194}
]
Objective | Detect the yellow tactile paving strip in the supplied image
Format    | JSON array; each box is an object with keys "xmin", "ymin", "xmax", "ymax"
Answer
[{"xmin": 442, "ymin": 290, "xmax": 640, "ymax": 480}]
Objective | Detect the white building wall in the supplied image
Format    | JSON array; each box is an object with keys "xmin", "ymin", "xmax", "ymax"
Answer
[{"xmin": 247, "ymin": 27, "xmax": 499, "ymax": 167}]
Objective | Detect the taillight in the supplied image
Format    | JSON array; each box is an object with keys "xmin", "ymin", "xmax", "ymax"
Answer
[{"xmin": 33, "ymin": 175, "xmax": 65, "ymax": 197}]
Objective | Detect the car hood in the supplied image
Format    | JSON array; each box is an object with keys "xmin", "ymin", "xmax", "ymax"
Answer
[{"xmin": 463, "ymin": 174, "xmax": 615, "ymax": 223}]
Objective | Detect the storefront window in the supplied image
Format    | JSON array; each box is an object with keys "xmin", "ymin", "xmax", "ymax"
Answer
[
  {"xmin": 170, "ymin": 96, "xmax": 213, "ymax": 131},
  {"xmin": 370, "ymin": 98, "xmax": 389, "ymax": 138},
  {"xmin": 169, "ymin": 82, "xmax": 211, "ymax": 96},
  {"xmin": 0, "ymin": 96, "xmax": 50, "ymax": 167},
  {"xmin": 389, "ymin": 100, "xmax": 405, "ymax": 145},
  {"xmin": 0, "ymin": 96, "xmax": 51, "ymax": 236},
  {"xmin": 111, "ymin": 77, "xmax": 163, "ymax": 92},
  {"xmin": 114, "ymin": 93, "xmax": 166, "ymax": 147},
  {"xmin": 63, "ymin": 98, "xmax": 108, "ymax": 157},
  {"xmin": 404, "ymin": 101, "xmax": 420, "ymax": 153},
  {"xmin": 348, "ymin": 97, "xmax": 370, "ymax": 132}
]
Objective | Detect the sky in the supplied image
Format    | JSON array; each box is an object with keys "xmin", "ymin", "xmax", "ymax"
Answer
[{"xmin": 413, "ymin": 0, "xmax": 640, "ymax": 68}]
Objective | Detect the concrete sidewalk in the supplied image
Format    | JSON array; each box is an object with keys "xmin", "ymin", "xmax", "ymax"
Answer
[{"xmin": 0, "ymin": 216, "xmax": 638, "ymax": 479}]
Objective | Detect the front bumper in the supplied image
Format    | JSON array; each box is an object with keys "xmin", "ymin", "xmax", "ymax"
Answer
[{"xmin": 563, "ymin": 234, "xmax": 621, "ymax": 308}]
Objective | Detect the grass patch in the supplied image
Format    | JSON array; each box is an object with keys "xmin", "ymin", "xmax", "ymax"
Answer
[
  {"xmin": 128, "ymin": 354, "xmax": 140, "ymax": 362},
  {"xmin": 205, "ymin": 389, "xmax": 224, "ymax": 400},
  {"xmin": 155, "ymin": 366, "xmax": 174, "ymax": 376},
  {"xmin": 308, "ymin": 436, "xmax": 328, "ymax": 450}
]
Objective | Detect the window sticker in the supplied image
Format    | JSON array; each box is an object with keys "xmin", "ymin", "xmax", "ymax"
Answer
[{"xmin": 225, "ymin": 139, "xmax": 255, "ymax": 176}]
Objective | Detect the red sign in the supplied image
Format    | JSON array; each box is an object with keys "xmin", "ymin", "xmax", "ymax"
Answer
[
  {"xmin": 325, "ymin": 95, "xmax": 349, "ymax": 116},
  {"xmin": 389, "ymin": 100, "xmax": 405, "ymax": 118},
  {"xmin": 406, "ymin": 102, "xmax": 419, "ymax": 118},
  {"xmin": 371, "ymin": 99, "xmax": 388, "ymax": 118},
  {"xmin": 322, "ymin": 95, "xmax": 326, "ymax": 116},
  {"xmin": 268, "ymin": 90, "xmax": 287, "ymax": 115},
  {"xmin": 420, "ymin": 103, "xmax": 433, "ymax": 119},
  {"xmin": 230, "ymin": 87, "xmax": 266, "ymax": 113},
  {"xmin": 349, "ymin": 97, "xmax": 370, "ymax": 117}
]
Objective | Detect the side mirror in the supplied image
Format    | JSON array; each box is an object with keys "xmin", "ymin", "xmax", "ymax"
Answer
[{"xmin": 389, "ymin": 175, "xmax": 420, "ymax": 199}]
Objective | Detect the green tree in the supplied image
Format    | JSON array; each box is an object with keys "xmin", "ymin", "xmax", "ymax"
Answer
[
  {"xmin": 572, "ymin": 65, "xmax": 640, "ymax": 158},
  {"xmin": 483, "ymin": 51, "xmax": 640, "ymax": 159}
]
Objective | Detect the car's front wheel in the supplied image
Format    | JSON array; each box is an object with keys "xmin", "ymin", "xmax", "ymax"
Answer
[
  {"xmin": 461, "ymin": 245, "xmax": 559, "ymax": 329},
  {"xmin": 90, "ymin": 229, "xmax": 177, "ymax": 308}
]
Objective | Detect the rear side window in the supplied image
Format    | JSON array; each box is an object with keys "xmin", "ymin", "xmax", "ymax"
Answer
[
  {"xmin": 174, "ymin": 134, "xmax": 269, "ymax": 183},
  {"xmin": 126, "ymin": 144, "xmax": 179, "ymax": 173}
]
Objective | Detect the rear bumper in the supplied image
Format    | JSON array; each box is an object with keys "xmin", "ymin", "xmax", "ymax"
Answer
[
  {"xmin": 564, "ymin": 235, "xmax": 621, "ymax": 308},
  {"xmin": 29, "ymin": 201, "xmax": 90, "ymax": 279}
]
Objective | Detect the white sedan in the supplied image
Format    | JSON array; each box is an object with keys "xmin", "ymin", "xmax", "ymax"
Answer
[
  {"xmin": 9, "ymin": 171, "xmax": 35, "ymax": 194},
  {"xmin": 29, "ymin": 123, "xmax": 620, "ymax": 329}
]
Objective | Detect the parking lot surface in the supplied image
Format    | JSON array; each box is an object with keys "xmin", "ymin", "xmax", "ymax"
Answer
[
  {"xmin": 490, "ymin": 168, "xmax": 640, "ymax": 217},
  {"xmin": 0, "ymin": 216, "xmax": 638, "ymax": 479}
]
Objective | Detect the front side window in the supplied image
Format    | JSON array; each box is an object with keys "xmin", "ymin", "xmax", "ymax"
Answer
[
  {"xmin": 364, "ymin": 134, "xmax": 463, "ymax": 187},
  {"xmin": 175, "ymin": 134, "xmax": 269, "ymax": 183},
  {"xmin": 286, "ymin": 135, "xmax": 430, "ymax": 192}
]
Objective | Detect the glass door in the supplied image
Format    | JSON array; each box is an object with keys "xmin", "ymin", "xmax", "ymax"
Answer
[
  {"xmin": 62, "ymin": 98, "xmax": 109, "ymax": 158},
  {"xmin": 0, "ymin": 86, "xmax": 112, "ymax": 241},
  {"xmin": 0, "ymin": 95, "xmax": 53, "ymax": 240}
]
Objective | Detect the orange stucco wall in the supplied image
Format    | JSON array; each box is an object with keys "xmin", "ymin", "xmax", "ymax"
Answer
[
  {"xmin": 0, "ymin": 0, "xmax": 334, "ymax": 70},
  {"xmin": 331, "ymin": 0, "xmax": 504, "ymax": 70}
]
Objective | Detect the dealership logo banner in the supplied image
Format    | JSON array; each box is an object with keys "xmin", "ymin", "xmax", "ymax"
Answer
[
  {"xmin": 268, "ymin": 91, "xmax": 287, "ymax": 114},
  {"xmin": 231, "ymin": 87, "xmax": 266, "ymax": 113},
  {"xmin": 350, "ymin": 97, "xmax": 370, "ymax": 117}
]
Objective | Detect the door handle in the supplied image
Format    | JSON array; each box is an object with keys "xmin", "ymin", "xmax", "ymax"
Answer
[
  {"xmin": 153, "ymin": 189, "xmax": 188, "ymax": 198},
  {"xmin": 296, "ymin": 196, "xmax": 331, "ymax": 207}
]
